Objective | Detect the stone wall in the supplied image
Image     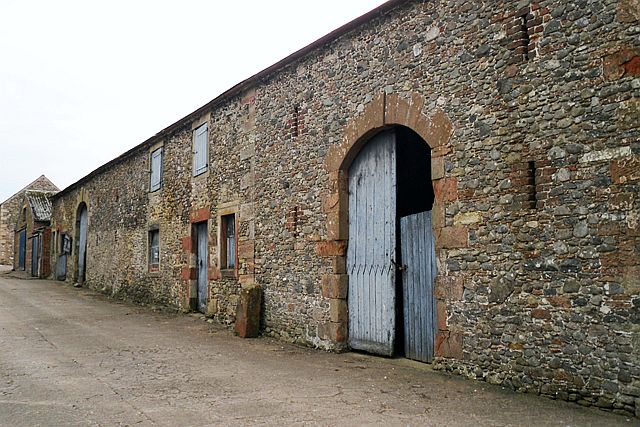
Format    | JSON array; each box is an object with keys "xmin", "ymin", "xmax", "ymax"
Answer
[
  {"xmin": 0, "ymin": 175, "xmax": 58, "ymax": 266},
  {"xmin": 48, "ymin": 0, "xmax": 638, "ymax": 416}
]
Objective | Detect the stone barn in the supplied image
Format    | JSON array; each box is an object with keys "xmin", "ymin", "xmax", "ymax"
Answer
[
  {"xmin": 0, "ymin": 175, "xmax": 58, "ymax": 267},
  {"xmin": 47, "ymin": 0, "xmax": 639, "ymax": 416},
  {"xmin": 13, "ymin": 190, "xmax": 57, "ymax": 277}
]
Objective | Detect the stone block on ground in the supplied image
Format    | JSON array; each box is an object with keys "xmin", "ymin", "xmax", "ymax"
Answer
[{"xmin": 235, "ymin": 284, "xmax": 262, "ymax": 338}]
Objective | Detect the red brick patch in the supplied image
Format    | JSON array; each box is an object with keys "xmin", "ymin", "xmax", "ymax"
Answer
[
  {"xmin": 610, "ymin": 156, "xmax": 640, "ymax": 184},
  {"xmin": 603, "ymin": 47, "xmax": 640, "ymax": 81}
]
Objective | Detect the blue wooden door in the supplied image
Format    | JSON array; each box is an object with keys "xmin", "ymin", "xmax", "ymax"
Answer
[
  {"xmin": 77, "ymin": 206, "xmax": 88, "ymax": 283},
  {"xmin": 347, "ymin": 130, "xmax": 397, "ymax": 356},
  {"xmin": 56, "ymin": 255, "xmax": 67, "ymax": 280},
  {"xmin": 400, "ymin": 211, "xmax": 436, "ymax": 363},
  {"xmin": 31, "ymin": 235, "xmax": 40, "ymax": 277},
  {"xmin": 18, "ymin": 229, "xmax": 26, "ymax": 270},
  {"xmin": 195, "ymin": 222, "xmax": 208, "ymax": 313}
]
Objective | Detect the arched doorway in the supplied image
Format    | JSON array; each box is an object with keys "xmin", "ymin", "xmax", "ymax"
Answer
[
  {"xmin": 75, "ymin": 203, "xmax": 88, "ymax": 284},
  {"xmin": 346, "ymin": 125, "xmax": 436, "ymax": 362}
]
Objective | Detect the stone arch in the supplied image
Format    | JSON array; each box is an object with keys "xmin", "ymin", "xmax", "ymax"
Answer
[
  {"xmin": 320, "ymin": 92, "xmax": 464, "ymax": 358},
  {"xmin": 73, "ymin": 189, "xmax": 90, "ymax": 284}
]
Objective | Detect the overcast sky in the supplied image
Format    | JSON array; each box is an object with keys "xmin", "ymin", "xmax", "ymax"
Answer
[{"xmin": 0, "ymin": 0, "xmax": 387, "ymax": 202}]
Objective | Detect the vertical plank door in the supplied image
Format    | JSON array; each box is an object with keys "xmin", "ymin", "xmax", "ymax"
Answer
[
  {"xmin": 31, "ymin": 235, "xmax": 39, "ymax": 277},
  {"xmin": 400, "ymin": 211, "xmax": 436, "ymax": 363},
  {"xmin": 347, "ymin": 130, "xmax": 397, "ymax": 356},
  {"xmin": 196, "ymin": 222, "xmax": 209, "ymax": 313}
]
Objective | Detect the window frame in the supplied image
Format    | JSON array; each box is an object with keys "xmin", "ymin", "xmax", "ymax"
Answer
[
  {"xmin": 219, "ymin": 213, "xmax": 237, "ymax": 276},
  {"xmin": 148, "ymin": 228, "xmax": 160, "ymax": 272},
  {"xmin": 192, "ymin": 123, "xmax": 209, "ymax": 177},
  {"xmin": 149, "ymin": 147, "xmax": 163, "ymax": 193}
]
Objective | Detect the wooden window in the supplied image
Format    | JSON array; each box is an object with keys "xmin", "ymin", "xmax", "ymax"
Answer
[
  {"xmin": 220, "ymin": 214, "xmax": 236, "ymax": 271},
  {"xmin": 150, "ymin": 147, "xmax": 163, "ymax": 192},
  {"xmin": 193, "ymin": 123, "xmax": 208, "ymax": 176},
  {"xmin": 148, "ymin": 229, "xmax": 160, "ymax": 272}
]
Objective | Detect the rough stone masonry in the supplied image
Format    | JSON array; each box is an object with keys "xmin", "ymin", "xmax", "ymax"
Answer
[{"xmin": 44, "ymin": 0, "xmax": 638, "ymax": 417}]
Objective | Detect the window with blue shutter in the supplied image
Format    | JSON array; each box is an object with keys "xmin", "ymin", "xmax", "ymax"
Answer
[
  {"xmin": 193, "ymin": 123, "xmax": 208, "ymax": 176},
  {"xmin": 150, "ymin": 147, "xmax": 163, "ymax": 192}
]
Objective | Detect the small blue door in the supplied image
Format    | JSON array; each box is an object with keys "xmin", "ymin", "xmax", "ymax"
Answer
[
  {"xmin": 31, "ymin": 235, "xmax": 40, "ymax": 277},
  {"xmin": 195, "ymin": 222, "xmax": 208, "ymax": 313},
  {"xmin": 18, "ymin": 229, "xmax": 26, "ymax": 270}
]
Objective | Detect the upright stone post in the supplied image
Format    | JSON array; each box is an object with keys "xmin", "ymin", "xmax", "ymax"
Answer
[{"xmin": 235, "ymin": 284, "xmax": 262, "ymax": 338}]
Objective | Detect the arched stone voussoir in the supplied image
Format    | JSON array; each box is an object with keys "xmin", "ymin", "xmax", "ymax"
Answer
[{"xmin": 325, "ymin": 92, "xmax": 454, "ymax": 175}]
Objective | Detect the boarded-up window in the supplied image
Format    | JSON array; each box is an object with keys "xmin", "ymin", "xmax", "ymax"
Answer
[
  {"xmin": 193, "ymin": 123, "xmax": 208, "ymax": 176},
  {"xmin": 149, "ymin": 229, "xmax": 160, "ymax": 271},
  {"xmin": 150, "ymin": 147, "xmax": 163, "ymax": 192},
  {"xmin": 221, "ymin": 214, "xmax": 236, "ymax": 270}
]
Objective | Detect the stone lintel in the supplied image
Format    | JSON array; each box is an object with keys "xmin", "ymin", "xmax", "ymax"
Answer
[{"xmin": 190, "ymin": 207, "xmax": 210, "ymax": 223}]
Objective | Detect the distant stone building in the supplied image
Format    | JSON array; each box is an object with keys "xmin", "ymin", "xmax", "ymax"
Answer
[
  {"xmin": 13, "ymin": 190, "xmax": 57, "ymax": 277},
  {"xmin": 0, "ymin": 175, "xmax": 58, "ymax": 266},
  {"xmin": 44, "ymin": 0, "xmax": 639, "ymax": 417}
]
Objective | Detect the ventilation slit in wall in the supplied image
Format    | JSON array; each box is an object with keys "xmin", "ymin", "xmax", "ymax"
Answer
[
  {"xmin": 527, "ymin": 160, "xmax": 537, "ymax": 209},
  {"xmin": 292, "ymin": 105, "xmax": 300, "ymax": 138},
  {"xmin": 521, "ymin": 14, "xmax": 530, "ymax": 61}
]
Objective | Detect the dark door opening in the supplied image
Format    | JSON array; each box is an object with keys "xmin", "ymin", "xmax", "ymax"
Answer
[{"xmin": 394, "ymin": 127, "xmax": 435, "ymax": 359}]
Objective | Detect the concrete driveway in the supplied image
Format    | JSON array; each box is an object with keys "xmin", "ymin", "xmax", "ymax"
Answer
[{"xmin": 0, "ymin": 271, "xmax": 636, "ymax": 426}]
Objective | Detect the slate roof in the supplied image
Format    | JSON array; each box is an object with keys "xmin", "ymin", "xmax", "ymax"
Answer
[{"xmin": 25, "ymin": 191, "xmax": 56, "ymax": 222}]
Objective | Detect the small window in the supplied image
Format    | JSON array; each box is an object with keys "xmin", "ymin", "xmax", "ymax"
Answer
[
  {"xmin": 193, "ymin": 123, "xmax": 208, "ymax": 176},
  {"xmin": 149, "ymin": 229, "xmax": 160, "ymax": 272},
  {"xmin": 220, "ymin": 214, "xmax": 236, "ymax": 270},
  {"xmin": 150, "ymin": 147, "xmax": 163, "ymax": 192},
  {"xmin": 62, "ymin": 234, "xmax": 72, "ymax": 255}
]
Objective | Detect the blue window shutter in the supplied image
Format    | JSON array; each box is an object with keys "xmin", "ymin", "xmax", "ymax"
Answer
[
  {"xmin": 150, "ymin": 148, "xmax": 163, "ymax": 191},
  {"xmin": 194, "ymin": 123, "xmax": 208, "ymax": 176}
]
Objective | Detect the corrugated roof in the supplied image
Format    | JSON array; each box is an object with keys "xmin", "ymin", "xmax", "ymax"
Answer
[{"xmin": 25, "ymin": 191, "xmax": 56, "ymax": 222}]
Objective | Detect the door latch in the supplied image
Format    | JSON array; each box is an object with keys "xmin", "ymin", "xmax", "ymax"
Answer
[{"xmin": 390, "ymin": 258, "xmax": 407, "ymax": 272}]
